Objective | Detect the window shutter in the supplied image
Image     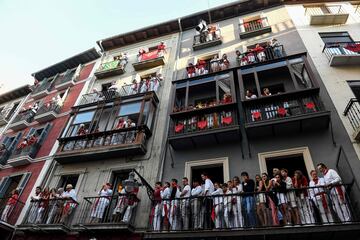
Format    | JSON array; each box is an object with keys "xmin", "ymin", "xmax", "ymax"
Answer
[
  {"xmin": 17, "ymin": 172, "xmax": 31, "ymax": 196},
  {"xmin": 74, "ymin": 64, "xmax": 82, "ymax": 80},
  {"xmin": 8, "ymin": 132, "xmax": 22, "ymax": 152},
  {"xmin": 37, "ymin": 123, "xmax": 52, "ymax": 145},
  {"xmin": 0, "ymin": 176, "xmax": 11, "ymax": 198},
  {"xmin": 2, "ymin": 136, "xmax": 11, "ymax": 148},
  {"xmin": 25, "ymin": 128, "xmax": 36, "ymax": 138}
]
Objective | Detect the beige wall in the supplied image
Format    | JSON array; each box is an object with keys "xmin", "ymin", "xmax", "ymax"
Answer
[{"xmin": 286, "ymin": 2, "xmax": 360, "ymax": 158}]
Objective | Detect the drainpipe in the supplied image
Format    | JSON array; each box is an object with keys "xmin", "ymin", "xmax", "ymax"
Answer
[{"xmin": 157, "ymin": 18, "xmax": 183, "ymax": 181}]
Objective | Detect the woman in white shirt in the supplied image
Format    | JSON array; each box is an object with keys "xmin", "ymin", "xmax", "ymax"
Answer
[{"xmin": 90, "ymin": 183, "xmax": 113, "ymax": 223}]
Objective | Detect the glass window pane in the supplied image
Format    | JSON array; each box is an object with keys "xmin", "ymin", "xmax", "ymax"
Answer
[
  {"xmin": 118, "ymin": 102, "xmax": 141, "ymax": 116},
  {"xmin": 73, "ymin": 111, "xmax": 95, "ymax": 124}
]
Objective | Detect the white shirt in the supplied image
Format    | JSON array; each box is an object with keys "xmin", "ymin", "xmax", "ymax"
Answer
[
  {"xmin": 191, "ymin": 186, "xmax": 203, "ymax": 197},
  {"xmin": 99, "ymin": 189, "xmax": 113, "ymax": 197},
  {"xmin": 181, "ymin": 185, "xmax": 191, "ymax": 198},
  {"xmin": 204, "ymin": 178, "xmax": 214, "ymax": 196},
  {"xmin": 284, "ymin": 176, "xmax": 293, "ymax": 189},
  {"xmin": 309, "ymin": 178, "xmax": 326, "ymax": 199},
  {"xmin": 211, "ymin": 188, "xmax": 224, "ymax": 205},
  {"xmin": 323, "ymin": 169, "xmax": 342, "ymax": 185},
  {"xmin": 160, "ymin": 187, "xmax": 171, "ymax": 200},
  {"xmin": 63, "ymin": 189, "xmax": 77, "ymax": 201},
  {"xmin": 223, "ymin": 189, "xmax": 232, "ymax": 205},
  {"xmin": 232, "ymin": 183, "xmax": 243, "ymax": 194}
]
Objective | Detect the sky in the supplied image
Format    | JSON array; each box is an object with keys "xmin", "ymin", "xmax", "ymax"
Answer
[{"xmin": 0, "ymin": 0, "xmax": 239, "ymax": 94}]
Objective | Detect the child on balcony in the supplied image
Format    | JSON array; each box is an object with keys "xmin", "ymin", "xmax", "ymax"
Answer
[
  {"xmin": 186, "ymin": 63, "xmax": 196, "ymax": 78},
  {"xmin": 220, "ymin": 54, "xmax": 230, "ymax": 70},
  {"xmin": 1, "ymin": 189, "xmax": 19, "ymax": 222}
]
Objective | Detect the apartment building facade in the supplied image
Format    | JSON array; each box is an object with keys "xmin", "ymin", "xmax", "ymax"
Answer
[
  {"xmin": 0, "ymin": 49, "xmax": 100, "ymax": 239},
  {"xmin": 4, "ymin": 1, "xmax": 360, "ymax": 240}
]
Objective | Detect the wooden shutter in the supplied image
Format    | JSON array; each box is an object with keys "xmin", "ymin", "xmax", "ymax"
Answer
[
  {"xmin": 17, "ymin": 172, "xmax": 31, "ymax": 196},
  {"xmin": 25, "ymin": 128, "xmax": 36, "ymax": 138},
  {"xmin": 8, "ymin": 132, "xmax": 22, "ymax": 152},
  {"xmin": 37, "ymin": 123, "xmax": 52, "ymax": 145},
  {"xmin": 0, "ymin": 176, "xmax": 11, "ymax": 198}
]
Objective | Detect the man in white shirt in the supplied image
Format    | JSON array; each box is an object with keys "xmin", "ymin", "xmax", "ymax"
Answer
[
  {"xmin": 60, "ymin": 184, "xmax": 77, "ymax": 223},
  {"xmin": 211, "ymin": 182, "xmax": 224, "ymax": 229},
  {"xmin": 309, "ymin": 170, "xmax": 334, "ymax": 224},
  {"xmin": 169, "ymin": 179, "xmax": 181, "ymax": 230},
  {"xmin": 160, "ymin": 182, "xmax": 171, "ymax": 230},
  {"xmin": 317, "ymin": 163, "xmax": 351, "ymax": 222},
  {"xmin": 191, "ymin": 180, "xmax": 203, "ymax": 229},
  {"xmin": 201, "ymin": 173, "xmax": 214, "ymax": 229},
  {"xmin": 180, "ymin": 177, "xmax": 191, "ymax": 230}
]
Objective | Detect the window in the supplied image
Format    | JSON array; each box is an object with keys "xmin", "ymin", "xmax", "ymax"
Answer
[
  {"xmin": 57, "ymin": 174, "xmax": 79, "ymax": 190},
  {"xmin": 113, "ymin": 102, "xmax": 142, "ymax": 128},
  {"xmin": 319, "ymin": 32, "xmax": 353, "ymax": 44},
  {"xmin": 7, "ymin": 102, "xmax": 20, "ymax": 120},
  {"xmin": 111, "ymin": 170, "xmax": 131, "ymax": 193},
  {"xmin": 66, "ymin": 111, "xmax": 95, "ymax": 136},
  {"xmin": 348, "ymin": 81, "xmax": 360, "ymax": 100},
  {"xmin": 0, "ymin": 173, "xmax": 31, "ymax": 198}
]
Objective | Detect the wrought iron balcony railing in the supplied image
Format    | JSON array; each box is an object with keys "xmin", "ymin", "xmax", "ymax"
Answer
[
  {"xmin": 73, "ymin": 194, "xmax": 138, "ymax": 228},
  {"xmin": 78, "ymin": 81, "xmax": 160, "ymax": 106},
  {"xmin": 344, "ymin": 98, "xmax": 360, "ymax": 141},
  {"xmin": 305, "ymin": 5, "xmax": 349, "ymax": 25},
  {"xmin": 244, "ymin": 94, "xmax": 325, "ymax": 124},
  {"xmin": 95, "ymin": 60, "xmax": 127, "ymax": 79},
  {"xmin": 239, "ymin": 17, "xmax": 272, "ymax": 39},
  {"xmin": 170, "ymin": 107, "xmax": 237, "ymax": 137},
  {"xmin": 36, "ymin": 102, "xmax": 62, "ymax": 116},
  {"xmin": 21, "ymin": 198, "xmax": 78, "ymax": 227},
  {"xmin": 148, "ymin": 184, "xmax": 356, "ymax": 232},
  {"xmin": 0, "ymin": 197, "xmax": 25, "ymax": 226},
  {"xmin": 322, "ymin": 41, "xmax": 360, "ymax": 66},
  {"xmin": 132, "ymin": 50, "xmax": 165, "ymax": 71}
]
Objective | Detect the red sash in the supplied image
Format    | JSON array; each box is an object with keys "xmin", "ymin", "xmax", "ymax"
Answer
[
  {"xmin": 222, "ymin": 116, "xmax": 233, "ymax": 125},
  {"xmin": 335, "ymin": 186, "xmax": 345, "ymax": 202},
  {"xmin": 252, "ymin": 111, "xmax": 261, "ymax": 121},
  {"xmin": 211, "ymin": 206, "xmax": 215, "ymax": 222},
  {"xmin": 278, "ymin": 107, "xmax": 286, "ymax": 117},
  {"xmin": 198, "ymin": 120, "xmax": 207, "ymax": 130},
  {"xmin": 305, "ymin": 102, "xmax": 315, "ymax": 110},
  {"xmin": 175, "ymin": 123, "xmax": 184, "ymax": 133}
]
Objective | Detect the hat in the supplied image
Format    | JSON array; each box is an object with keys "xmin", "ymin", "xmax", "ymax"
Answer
[{"xmin": 66, "ymin": 184, "xmax": 73, "ymax": 189}]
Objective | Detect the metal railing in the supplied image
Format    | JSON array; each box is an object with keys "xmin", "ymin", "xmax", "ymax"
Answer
[
  {"xmin": 22, "ymin": 198, "xmax": 78, "ymax": 225},
  {"xmin": 305, "ymin": 5, "xmax": 346, "ymax": 16},
  {"xmin": 322, "ymin": 41, "xmax": 360, "ymax": 61},
  {"xmin": 148, "ymin": 184, "xmax": 356, "ymax": 232},
  {"xmin": 186, "ymin": 59, "xmax": 230, "ymax": 78},
  {"xmin": 0, "ymin": 197, "xmax": 25, "ymax": 225},
  {"xmin": 193, "ymin": 30, "xmax": 221, "ymax": 46},
  {"xmin": 74, "ymin": 194, "xmax": 138, "ymax": 226},
  {"xmin": 11, "ymin": 142, "xmax": 41, "ymax": 159},
  {"xmin": 237, "ymin": 45, "xmax": 285, "ymax": 66},
  {"xmin": 137, "ymin": 50, "xmax": 163, "ymax": 63},
  {"xmin": 55, "ymin": 71, "xmax": 75, "ymax": 85},
  {"xmin": 170, "ymin": 109, "xmax": 237, "ymax": 137},
  {"xmin": 32, "ymin": 81, "xmax": 52, "ymax": 95},
  {"xmin": 239, "ymin": 17, "xmax": 270, "ymax": 33},
  {"xmin": 36, "ymin": 102, "xmax": 62, "ymax": 116},
  {"xmin": 59, "ymin": 126, "xmax": 147, "ymax": 153},
  {"xmin": 344, "ymin": 98, "xmax": 360, "ymax": 132},
  {"xmin": 97, "ymin": 60, "xmax": 126, "ymax": 72},
  {"xmin": 78, "ymin": 81, "xmax": 161, "ymax": 106},
  {"xmin": 244, "ymin": 94, "xmax": 325, "ymax": 124},
  {"xmin": 11, "ymin": 109, "xmax": 34, "ymax": 124}
]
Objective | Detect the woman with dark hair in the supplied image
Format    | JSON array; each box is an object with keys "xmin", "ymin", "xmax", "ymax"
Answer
[
  {"xmin": 272, "ymin": 174, "xmax": 291, "ymax": 226},
  {"xmin": 255, "ymin": 174, "xmax": 268, "ymax": 226},
  {"xmin": 293, "ymin": 170, "xmax": 315, "ymax": 224},
  {"xmin": 90, "ymin": 183, "xmax": 113, "ymax": 223},
  {"xmin": 262, "ymin": 173, "xmax": 279, "ymax": 226}
]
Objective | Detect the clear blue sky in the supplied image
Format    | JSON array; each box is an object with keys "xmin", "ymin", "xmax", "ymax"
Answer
[{"xmin": 0, "ymin": 0, "xmax": 238, "ymax": 94}]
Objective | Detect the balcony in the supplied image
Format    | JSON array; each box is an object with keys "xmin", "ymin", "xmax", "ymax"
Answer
[
  {"xmin": 132, "ymin": 50, "xmax": 165, "ymax": 71},
  {"xmin": 323, "ymin": 42, "xmax": 360, "ymax": 66},
  {"xmin": 34, "ymin": 102, "xmax": 61, "ymax": 123},
  {"xmin": 305, "ymin": 5, "xmax": 349, "ymax": 25},
  {"xmin": 344, "ymin": 98, "xmax": 360, "ymax": 141},
  {"xmin": 18, "ymin": 198, "xmax": 78, "ymax": 233},
  {"xmin": 145, "ymin": 184, "xmax": 359, "ymax": 239},
  {"xmin": 171, "ymin": 71, "xmax": 240, "ymax": 149},
  {"xmin": 55, "ymin": 126, "xmax": 148, "ymax": 164},
  {"xmin": 0, "ymin": 197, "xmax": 25, "ymax": 234},
  {"xmin": 7, "ymin": 142, "xmax": 41, "ymax": 167},
  {"xmin": 192, "ymin": 26, "xmax": 222, "ymax": 51},
  {"xmin": 32, "ymin": 79, "xmax": 52, "ymax": 99},
  {"xmin": 0, "ymin": 149, "xmax": 10, "ymax": 165},
  {"xmin": 239, "ymin": 17, "xmax": 272, "ymax": 39},
  {"xmin": 95, "ymin": 60, "xmax": 126, "ymax": 79},
  {"xmin": 55, "ymin": 69, "xmax": 76, "ymax": 91},
  {"xmin": 0, "ymin": 110, "xmax": 11, "ymax": 126},
  {"xmin": 8, "ymin": 110, "xmax": 33, "ymax": 131},
  {"xmin": 243, "ymin": 92, "xmax": 330, "ymax": 138},
  {"xmin": 72, "ymin": 195, "xmax": 137, "ymax": 233}
]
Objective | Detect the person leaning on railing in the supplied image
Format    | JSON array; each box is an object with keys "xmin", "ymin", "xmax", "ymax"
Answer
[
  {"xmin": 27, "ymin": 186, "xmax": 42, "ymax": 224},
  {"xmin": 60, "ymin": 184, "xmax": 77, "ymax": 224},
  {"xmin": 151, "ymin": 182, "xmax": 163, "ymax": 231},
  {"xmin": 317, "ymin": 163, "xmax": 351, "ymax": 222},
  {"xmin": 90, "ymin": 183, "xmax": 113, "ymax": 223},
  {"xmin": 1, "ymin": 189, "xmax": 19, "ymax": 222},
  {"xmin": 281, "ymin": 169, "xmax": 301, "ymax": 225}
]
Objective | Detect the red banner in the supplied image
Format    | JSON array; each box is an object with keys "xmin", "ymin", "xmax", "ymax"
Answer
[{"xmin": 141, "ymin": 50, "xmax": 159, "ymax": 61}]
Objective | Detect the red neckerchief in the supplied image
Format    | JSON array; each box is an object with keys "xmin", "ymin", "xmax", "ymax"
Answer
[{"xmin": 313, "ymin": 177, "xmax": 319, "ymax": 185}]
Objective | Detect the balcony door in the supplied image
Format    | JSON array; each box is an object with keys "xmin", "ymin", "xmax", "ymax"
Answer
[
  {"xmin": 185, "ymin": 157, "xmax": 229, "ymax": 184},
  {"xmin": 258, "ymin": 147, "xmax": 315, "ymax": 179}
]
